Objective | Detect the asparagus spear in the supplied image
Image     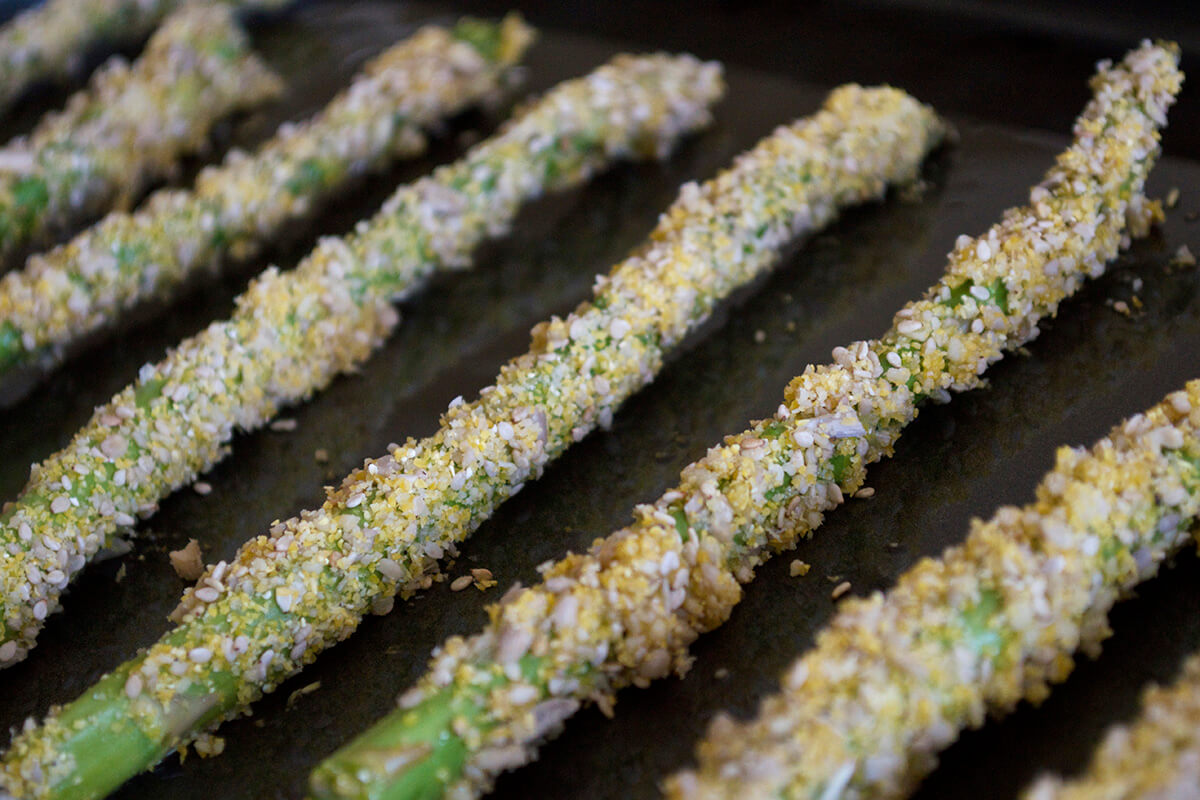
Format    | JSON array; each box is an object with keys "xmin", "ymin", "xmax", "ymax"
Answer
[
  {"xmin": 668, "ymin": 390, "xmax": 1200, "ymax": 800},
  {"xmin": 0, "ymin": 53, "xmax": 727, "ymax": 797},
  {"xmin": 0, "ymin": 50, "xmax": 725, "ymax": 667},
  {"xmin": 658, "ymin": 45, "xmax": 1188, "ymax": 800},
  {"xmin": 0, "ymin": 14, "xmax": 534, "ymax": 383},
  {"xmin": 310, "ymin": 40, "xmax": 1182, "ymax": 800},
  {"xmin": 0, "ymin": 3, "xmax": 283, "ymax": 261},
  {"xmin": 0, "ymin": 0, "xmax": 290, "ymax": 111},
  {"xmin": 1022, "ymin": 653, "xmax": 1200, "ymax": 800},
  {"xmin": 0, "ymin": 79, "xmax": 947, "ymax": 798}
]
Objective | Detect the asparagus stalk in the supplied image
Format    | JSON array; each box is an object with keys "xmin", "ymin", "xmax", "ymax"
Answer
[
  {"xmin": 668, "ymin": 389, "xmax": 1200, "ymax": 800},
  {"xmin": 0, "ymin": 51, "xmax": 725, "ymax": 667},
  {"xmin": 0, "ymin": 53, "xmax": 727, "ymax": 799},
  {"xmin": 0, "ymin": 80, "xmax": 948, "ymax": 798},
  {"xmin": 659, "ymin": 44, "xmax": 1189, "ymax": 800},
  {"xmin": 0, "ymin": 14, "xmax": 534, "ymax": 382},
  {"xmin": 1022, "ymin": 651, "xmax": 1200, "ymax": 800},
  {"xmin": 0, "ymin": 3, "xmax": 283, "ymax": 261},
  {"xmin": 310, "ymin": 40, "xmax": 1182, "ymax": 800},
  {"xmin": 0, "ymin": 0, "xmax": 290, "ymax": 111}
]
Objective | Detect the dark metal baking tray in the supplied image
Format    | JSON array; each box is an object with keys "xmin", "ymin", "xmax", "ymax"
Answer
[{"xmin": 2, "ymin": 2, "xmax": 1200, "ymax": 798}]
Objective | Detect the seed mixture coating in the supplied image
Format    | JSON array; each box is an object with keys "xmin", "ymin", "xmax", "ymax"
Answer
[
  {"xmin": 303, "ymin": 86, "xmax": 946, "ymax": 800},
  {"xmin": 0, "ymin": 0, "xmax": 289, "ymax": 110},
  {"xmin": 661, "ymin": 43, "xmax": 1184, "ymax": 800},
  {"xmin": 307, "ymin": 42, "xmax": 1181, "ymax": 800},
  {"xmin": 1023, "ymin": 651, "xmax": 1200, "ymax": 800},
  {"xmin": 0, "ymin": 14, "xmax": 534, "ymax": 379},
  {"xmin": 0, "ymin": 52, "xmax": 725, "ymax": 800},
  {"xmin": 670, "ymin": 386, "xmax": 1200, "ymax": 800},
  {"xmin": 0, "ymin": 3, "xmax": 282, "ymax": 261}
]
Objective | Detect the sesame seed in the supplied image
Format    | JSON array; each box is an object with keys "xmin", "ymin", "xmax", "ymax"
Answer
[
  {"xmin": 451, "ymin": 575, "xmax": 474, "ymax": 591},
  {"xmin": 188, "ymin": 647, "xmax": 213, "ymax": 664},
  {"xmin": 831, "ymin": 581, "xmax": 852, "ymax": 599}
]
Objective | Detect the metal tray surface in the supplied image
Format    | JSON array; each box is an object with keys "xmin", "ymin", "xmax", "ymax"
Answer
[{"xmin": 2, "ymin": 3, "xmax": 1200, "ymax": 799}]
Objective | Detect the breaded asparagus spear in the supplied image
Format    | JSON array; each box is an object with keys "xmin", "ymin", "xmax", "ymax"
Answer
[
  {"xmin": 669, "ymin": 387, "xmax": 1200, "ymax": 800},
  {"xmin": 0, "ymin": 0, "xmax": 289, "ymax": 111},
  {"xmin": 0, "ymin": 3, "xmax": 282, "ymax": 261},
  {"xmin": 0, "ymin": 80, "xmax": 947, "ymax": 799},
  {"xmin": 0, "ymin": 14, "xmax": 534, "ymax": 381},
  {"xmin": 1023, "ymin": 651, "xmax": 1200, "ymax": 800},
  {"xmin": 309, "ymin": 41, "xmax": 1181, "ymax": 800},
  {"xmin": 0, "ymin": 51, "xmax": 725, "ymax": 669},
  {"xmin": 660, "ymin": 45, "xmax": 1185, "ymax": 800}
]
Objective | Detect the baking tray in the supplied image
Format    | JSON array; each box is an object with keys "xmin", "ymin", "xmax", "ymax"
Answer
[{"xmin": 3, "ymin": 2, "xmax": 1200, "ymax": 798}]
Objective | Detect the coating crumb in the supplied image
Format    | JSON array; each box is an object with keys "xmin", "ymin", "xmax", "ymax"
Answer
[{"xmin": 168, "ymin": 539, "xmax": 204, "ymax": 582}]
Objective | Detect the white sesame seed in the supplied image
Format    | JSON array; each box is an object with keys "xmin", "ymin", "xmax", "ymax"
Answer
[
  {"xmin": 188, "ymin": 647, "xmax": 213, "ymax": 664},
  {"xmin": 450, "ymin": 575, "xmax": 474, "ymax": 591},
  {"xmin": 976, "ymin": 240, "xmax": 992, "ymax": 260},
  {"xmin": 124, "ymin": 673, "xmax": 144, "ymax": 699},
  {"xmin": 49, "ymin": 496, "xmax": 71, "ymax": 514},
  {"xmin": 194, "ymin": 587, "xmax": 220, "ymax": 603}
]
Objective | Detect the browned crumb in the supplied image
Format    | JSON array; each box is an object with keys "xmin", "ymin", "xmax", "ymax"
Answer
[
  {"xmin": 470, "ymin": 567, "xmax": 497, "ymax": 591},
  {"xmin": 168, "ymin": 539, "xmax": 204, "ymax": 582},
  {"xmin": 1172, "ymin": 244, "xmax": 1196, "ymax": 267},
  {"xmin": 1166, "ymin": 187, "xmax": 1181, "ymax": 208},
  {"xmin": 314, "ymin": 448, "xmax": 330, "ymax": 464},
  {"xmin": 789, "ymin": 559, "xmax": 811, "ymax": 577},
  {"xmin": 286, "ymin": 681, "xmax": 322, "ymax": 709}
]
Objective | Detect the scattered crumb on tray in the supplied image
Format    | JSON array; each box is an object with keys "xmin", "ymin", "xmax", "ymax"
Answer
[{"xmin": 168, "ymin": 539, "xmax": 205, "ymax": 581}]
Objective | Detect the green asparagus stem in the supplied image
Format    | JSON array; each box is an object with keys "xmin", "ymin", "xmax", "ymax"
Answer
[
  {"xmin": 311, "ymin": 41, "xmax": 1182, "ymax": 800},
  {"xmin": 0, "ymin": 3, "xmax": 283, "ymax": 260},
  {"xmin": 0, "ymin": 0, "xmax": 290, "ymax": 111},
  {"xmin": 0, "ymin": 52, "xmax": 727, "ymax": 800},
  {"xmin": 0, "ymin": 14, "xmax": 534, "ymax": 381},
  {"xmin": 1023, "ymin": 649, "xmax": 1200, "ymax": 800},
  {"xmin": 0, "ymin": 78, "xmax": 949, "ymax": 799}
]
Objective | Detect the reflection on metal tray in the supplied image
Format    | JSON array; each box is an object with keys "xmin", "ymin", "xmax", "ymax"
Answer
[{"xmin": 2, "ymin": 2, "xmax": 1200, "ymax": 799}]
